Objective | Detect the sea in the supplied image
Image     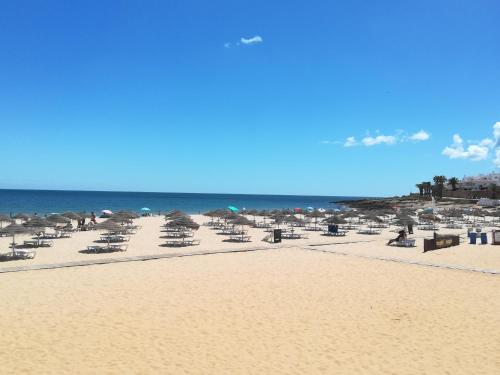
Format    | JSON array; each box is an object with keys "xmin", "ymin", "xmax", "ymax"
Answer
[{"xmin": 0, "ymin": 189, "xmax": 369, "ymax": 215}]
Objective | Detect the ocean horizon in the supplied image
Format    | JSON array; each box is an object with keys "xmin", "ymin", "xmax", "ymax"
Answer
[{"xmin": 0, "ymin": 189, "xmax": 373, "ymax": 215}]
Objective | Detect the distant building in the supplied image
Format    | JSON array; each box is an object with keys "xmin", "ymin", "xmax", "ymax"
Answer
[{"xmin": 459, "ymin": 172, "xmax": 500, "ymax": 190}]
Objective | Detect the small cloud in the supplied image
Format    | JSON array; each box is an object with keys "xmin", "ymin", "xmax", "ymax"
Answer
[
  {"xmin": 240, "ymin": 35, "xmax": 263, "ymax": 45},
  {"xmin": 362, "ymin": 135, "xmax": 397, "ymax": 146},
  {"xmin": 408, "ymin": 130, "xmax": 430, "ymax": 141},
  {"xmin": 442, "ymin": 133, "xmax": 489, "ymax": 161},
  {"xmin": 224, "ymin": 42, "xmax": 231, "ymax": 48},
  {"xmin": 344, "ymin": 137, "xmax": 358, "ymax": 147}
]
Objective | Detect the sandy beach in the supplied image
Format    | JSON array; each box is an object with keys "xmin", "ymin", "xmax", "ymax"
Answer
[{"xmin": 1, "ymin": 214, "xmax": 500, "ymax": 374}]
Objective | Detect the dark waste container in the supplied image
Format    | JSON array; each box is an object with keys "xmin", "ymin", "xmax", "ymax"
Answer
[
  {"xmin": 408, "ymin": 224, "xmax": 413, "ymax": 234},
  {"xmin": 469, "ymin": 232, "xmax": 477, "ymax": 245},
  {"xmin": 328, "ymin": 225, "xmax": 338, "ymax": 233},
  {"xmin": 480, "ymin": 232, "xmax": 488, "ymax": 245},
  {"xmin": 273, "ymin": 229, "xmax": 282, "ymax": 243}
]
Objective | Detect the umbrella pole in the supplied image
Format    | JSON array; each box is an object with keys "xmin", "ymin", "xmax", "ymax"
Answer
[{"xmin": 12, "ymin": 234, "xmax": 16, "ymax": 255}]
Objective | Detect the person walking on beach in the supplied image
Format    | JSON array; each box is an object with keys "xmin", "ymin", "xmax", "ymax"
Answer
[{"xmin": 90, "ymin": 212, "xmax": 97, "ymax": 224}]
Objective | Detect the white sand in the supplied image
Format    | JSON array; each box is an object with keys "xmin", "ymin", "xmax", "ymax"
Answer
[{"xmin": 1, "ymin": 215, "xmax": 500, "ymax": 374}]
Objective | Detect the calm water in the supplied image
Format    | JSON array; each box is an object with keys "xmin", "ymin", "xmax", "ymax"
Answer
[{"xmin": 0, "ymin": 189, "xmax": 369, "ymax": 215}]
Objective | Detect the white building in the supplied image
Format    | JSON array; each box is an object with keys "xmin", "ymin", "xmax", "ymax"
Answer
[{"xmin": 459, "ymin": 172, "xmax": 500, "ymax": 190}]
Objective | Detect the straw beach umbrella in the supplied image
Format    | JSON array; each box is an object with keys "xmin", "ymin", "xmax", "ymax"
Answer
[
  {"xmin": 62, "ymin": 212, "xmax": 82, "ymax": 221},
  {"xmin": 12, "ymin": 213, "xmax": 31, "ymax": 222},
  {"xmin": 322, "ymin": 216, "xmax": 347, "ymax": 225},
  {"xmin": 112, "ymin": 211, "xmax": 140, "ymax": 220},
  {"xmin": 165, "ymin": 210, "xmax": 187, "ymax": 220},
  {"xmin": 24, "ymin": 216, "xmax": 55, "ymax": 229},
  {"xmin": 229, "ymin": 215, "xmax": 252, "ymax": 240},
  {"xmin": 0, "ymin": 223, "xmax": 33, "ymax": 255},
  {"xmin": 0, "ymin": 214, "xmax": 12, "ymax": 229},
  {"xmin": 47, "ymin": 214, "xmax": 71, "ymax": 225},
  {"xmin": 306, "ymin": 210, "xmax": 325, "ymax": 229},
  {"xmin": 166, "ymin": 216, "xmax": 200, "ymax": 230}
]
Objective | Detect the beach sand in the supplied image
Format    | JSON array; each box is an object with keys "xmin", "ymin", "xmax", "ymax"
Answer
[{"xmin": 1, "ymin": 216, "xmax": 500, "ymax": 374}]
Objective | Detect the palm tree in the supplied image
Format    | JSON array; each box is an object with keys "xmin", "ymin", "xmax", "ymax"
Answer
[
  {"xmin": 415, "ymin": 183, "xmax": 424, "ymax": 196},
  {"xmin": 422, "ymin": 181, "xmax": 432, "ymax": 196},
  {"xmin": 448, "ymin": 177, "xmax": 459, "ymax": 191},
  {"xmin": 433, "ymin": 176, "xmax": 447, "ymax": 198},
  {"xmin": 490, "ymin": 184, "xmax": 498, "ymax": 199}
]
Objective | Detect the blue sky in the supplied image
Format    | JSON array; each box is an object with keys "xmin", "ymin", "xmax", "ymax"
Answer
[{"xmin": 0, "ymin": 0, "xmax": 499, "ymax": 196}]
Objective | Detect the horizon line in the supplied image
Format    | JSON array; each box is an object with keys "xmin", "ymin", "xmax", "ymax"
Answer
[{"xmin": 0, "ymin": 187, "xmax": 383, "ymax": 199}]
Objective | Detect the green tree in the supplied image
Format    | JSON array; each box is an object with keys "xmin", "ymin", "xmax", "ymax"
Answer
[
  {"xmin": 448, "ymin": 177, "xmax": 459, "ymax": 191},
  {"xmin": 490, "ymin": 184, "xmax": 498, "ymax": 199},
  {"xmin": 433, "ymin": 176, "xmax": 448, "ymax": 198},
  {"xmin": 415, "ymin": 183, "xmax": 424, "ymax": 196}
]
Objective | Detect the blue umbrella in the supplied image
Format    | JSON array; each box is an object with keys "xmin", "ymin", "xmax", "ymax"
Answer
[
  {"xmin": 228, "ymin": 206, "xmax": 239, "ymax": 213},
  {"xmin": 141, "ymin": 207, "xmax": 151, "ymax": 212}
]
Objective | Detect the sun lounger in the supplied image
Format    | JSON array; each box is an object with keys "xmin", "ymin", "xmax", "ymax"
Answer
[
  {"xmin": 228, "ymin": 235, "xmax": 251, "ymax": 242},
  {"xmin": 86, "ymin": 244, "xmax": 128, "ymax": 253},
  {"xmin": 388, "ymin": 239, "xmax": 416, "ymax": 247},
  {"xmin": 322, "ymin": 230, "xmax": 347, "ymax": 237},
  {"xmin": 164, "ymin": 239, "xmax": 200, "ymax": 247},
  {"xmin": 357, "ymin": 228, "xmax": 382, "ymax": 235},
  {"xmin": 23, "ymin": 239, "xmax": 53, "ymax": 248},
  {"xmin": 99, "ymin": 234, "xmax": 130, "ymax": 243},
  {"xmin": 305, "ymin": 226, "xmax": 324, "ymax": 231},
  {"xmin": 281, "ymin": 232, "xmax": 307, "ymax": 239},
  {"xmin": 0, "ymin": 249, "xmax": 36, "ymax": 261}
]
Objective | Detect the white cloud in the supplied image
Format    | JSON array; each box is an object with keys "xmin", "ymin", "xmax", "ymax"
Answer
[
  {"xmin": 494, "ymin": 122, "xmax": 500, "ymax": 140},
  {"xmin": 362, "ymin": 135, "xmax": 397, "ymax": 146},
  {"xmin": 442, "ymin": 122, "xmax": 500, "ymax": 166},
  {"xmin": 344, "ymin": 137, "xmax": 358, "ymax": 147},
  {"xmin": 408, "ymin": 130, "xmax": 430, "ymax": 141},
  {"xmin": 495, "ymin": 149, "xmax": 500, "ymax": 167},
  {"xmin": 442, "ymin": 133, "xmax": 489, "ymax": 161},
  {"xmin": 240, "ymin": 35, "xmax": 263, "ymax": 45},
  {"xmin": 224, "ymin": 42, "xmax": 231, "ymax": 48}
]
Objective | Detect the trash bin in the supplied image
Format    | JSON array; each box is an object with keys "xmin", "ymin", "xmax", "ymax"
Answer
[
  {"xmin": 328, "ymin": 225, "xmax": 338, "ymax": 234},
  {"xmin": 469, "ymin": 232, "xmax": 477, "ymax": 245},
  {"xmin": 273, "ymin": 229, "xmax": 282, "ymax": 243},
  {"xmin": 480, "ymin": 232, "xmax": 488, "ymax": 245}
]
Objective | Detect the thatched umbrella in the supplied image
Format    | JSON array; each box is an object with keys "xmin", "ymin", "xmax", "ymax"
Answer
[
  {"xmin": 285, "ymin": 215, "xmax": 305, "ymax": 225},
  {"xmin": 229, "ymin": 216, "xmax": 252, "ymax": 240},
  {"xmin": 362, "ymin": 213, "xmax": 383, "ymax": 228},
  {"xmin": 418, "ymin": 213, "xmax": 441, "ymax": 222},
  {"xmin": 167, "ymin": 216, "xmax": 200, "ymax": 230},
  {"xmin": 46, "ymin": 214, "xmax": 71, "ymax": 225},
  {"xmin": 24, "ymin": 217, "xmax": 56, "ymax": 243},
  {"xmin": 62, "ymin": 212, "xmax": 82, "ymax": 221},
  {"xmin": 165, "ymin": 210, "xmax": 187, "ymax": 219},
  {"xmin": 24, "ymin": 217, "xmax": 56, "ymax": 229},
  {"xmin": 0, "ymin": 214, "xmax": 12, "ymax": 229},
  {"xmin": 77, "ymin": 212, "xmax": 92, "ymax": 219},
  {"xmin": 243, "ymin": 209, "xmax": 259, "ymax": 223},
  {"xmin": 394, "ymin": 215, "xmax": 416, "ymax": 227},
  {"xmin": 95, "ymin": 220, "xmax": 125, "ymax": 232},
  {"xmin": 341, "ymin": 210, "xmax": 361, "ymax": 224},
  {"xmin": 164, "ymin": 216, "xmax": 199, "ymax": 242},
  {"xmin": 271, "ymin": 213, "xmax": 287, "ymax": 228},
  {"xmin": 306, "ymin": 210, "xmax": 325, "ymax": 229},
  {"xmin": 94, "ymin": 220, "xmax": 128, "ymax": 247},
  {"xmin": 322, "ymin": 216, "xmax": 347, "ymax": 225},
  {"xmin": 0, "ymin": 223, "xmax": 33, "ymax": 255},
  {"xmin": 12, "ymin": 213, "xmax": 31, "ymax": 222},
  {"xmin": 112, "ymin": 211, "xmax": 140, "ymax": 220}
]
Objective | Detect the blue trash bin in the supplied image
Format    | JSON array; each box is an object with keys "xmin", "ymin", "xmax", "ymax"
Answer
[
  {"xmin": 469, "ymin": 232, "xmax": 477, "ymax": 245},
  {"xmin": 480, "ymin": 232, "xmax": 488, "ymax": 245}
]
